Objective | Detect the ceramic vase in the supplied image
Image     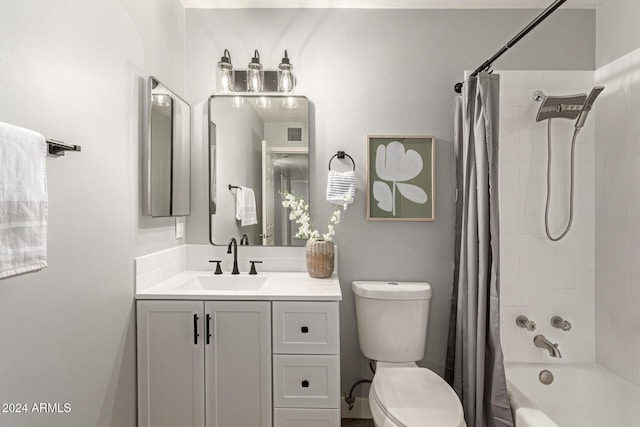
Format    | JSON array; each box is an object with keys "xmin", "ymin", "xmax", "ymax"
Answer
[{"xmin": 305, "ymin": 239, "xmax": 334, "ymax": 279}]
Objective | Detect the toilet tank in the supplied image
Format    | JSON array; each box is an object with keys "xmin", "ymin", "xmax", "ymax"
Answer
[{"xmin": 352, "ymin": 281, "xmax": 432, "ymax": 363}]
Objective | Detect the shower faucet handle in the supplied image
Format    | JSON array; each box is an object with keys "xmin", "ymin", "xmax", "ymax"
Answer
[
  {"xmin": 551, "ymin": 316, "xmax": 572, "ymax": 331},
  {"xmin": 516, "ymin": 315, "xmax": 537, "ymax": 332}
]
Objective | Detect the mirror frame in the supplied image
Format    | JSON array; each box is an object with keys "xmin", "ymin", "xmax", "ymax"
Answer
[
  {"xmin": 207, "ymin": 94, "xmax": 310, "ymax": 246},
  {"xmin": 143, "ymin": 76, "xmax": 191, "ymax": 217}
]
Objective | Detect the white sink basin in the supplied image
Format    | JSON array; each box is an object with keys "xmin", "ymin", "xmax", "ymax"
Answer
[{"xmin": 178, "ymin": 275, "xmax": 267, "ymax": 291}]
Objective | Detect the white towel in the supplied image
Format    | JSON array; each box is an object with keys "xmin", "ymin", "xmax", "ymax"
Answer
[
  {"xmin": 0, "ymin": 122, "xmax": 48, "ymax": 279},
  {"xmin": 235, "ymin": 186, "xmax": 258, "ymax": 227},
  {"xmin": 326, "ymin": 170, "xmax": 356, "ymax": 207}
]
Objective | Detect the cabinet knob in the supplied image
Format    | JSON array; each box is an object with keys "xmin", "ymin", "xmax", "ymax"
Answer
[
  {"xmin": 301, "ymin": 326, "xmax": 309, "ymax": 333},
  {"xmin": 301, "ymin": 380, "xmax": 309, "ymax": 388}
]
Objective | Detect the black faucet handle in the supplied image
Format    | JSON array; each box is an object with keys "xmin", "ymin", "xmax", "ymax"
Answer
[
  {"xmin": 209, "ymin": 260, "xmax": 223, "ymax": 275},
  {"xmin": 249, "ymin": 260, "xmax": 263, "ymax": 275}
]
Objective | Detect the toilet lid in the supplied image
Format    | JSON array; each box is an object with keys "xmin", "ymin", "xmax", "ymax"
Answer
[{"xmin": 372, "ymin": 367, "xmax": 465, "ymax": 427}]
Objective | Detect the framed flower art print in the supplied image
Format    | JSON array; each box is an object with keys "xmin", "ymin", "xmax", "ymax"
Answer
[{"xmin": 366, "ymin": 135, "xmax": 435, "ymax": 221}]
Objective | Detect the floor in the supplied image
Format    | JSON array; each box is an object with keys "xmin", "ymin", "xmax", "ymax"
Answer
[{"xmin": 342, "ymin": 419, "xmax": 374, "ymax": 427}]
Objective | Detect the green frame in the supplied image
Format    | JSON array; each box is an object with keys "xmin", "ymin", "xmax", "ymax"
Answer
[{"xmin": 366, "ymin": 135, "xmax": 435, "ymax": 221}]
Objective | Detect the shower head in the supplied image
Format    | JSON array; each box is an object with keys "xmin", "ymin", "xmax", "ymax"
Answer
[
  {"xmin": 574, "ymin": 86, "xmax": 604, "ymax": 129},
  {"xmin": 534, "ymin": 91, "xmax": 587, "ymax": 122}
]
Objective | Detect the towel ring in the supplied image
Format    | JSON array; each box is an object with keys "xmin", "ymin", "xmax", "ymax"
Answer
[{"xmin": 328, "ymin": 151, "xmax": 355, "ymax": 171}]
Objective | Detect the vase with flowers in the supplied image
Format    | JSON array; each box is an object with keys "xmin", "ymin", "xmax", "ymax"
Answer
[{"xmin": 281, "ymin": 192, "xmax": 344, "ymax": 278}]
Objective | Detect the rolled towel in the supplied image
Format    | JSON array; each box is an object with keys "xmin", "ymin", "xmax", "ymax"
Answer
[
  {"xmin": 235, "ymin": 186, "xmax": 258, "ymax": 227},
  {"xmin": 0, "ymin": 121, "xmax": 48, "ymax": 279},
  {"xmin": 326, "ymin": 170, "xmax": 355, "ymax": 207}
]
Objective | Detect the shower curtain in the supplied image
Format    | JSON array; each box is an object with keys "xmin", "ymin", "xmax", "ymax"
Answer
[{"xmin": 445, "ymin": 73, "xmax": 513, "ymax": 427}]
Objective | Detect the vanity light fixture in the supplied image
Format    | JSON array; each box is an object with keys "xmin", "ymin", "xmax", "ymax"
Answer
[
  {"xmin": 216, "ymin": 49, "xmax": 234, "ymax": 93},
  {"xmin": 247, "ymin": 49, "xmax": 264, "ymax": 92},
  {"xmin": 277, "ymin": 50, "xmax": 295, "ymax": 93}
]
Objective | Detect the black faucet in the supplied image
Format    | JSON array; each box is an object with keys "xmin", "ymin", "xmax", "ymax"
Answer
[
  {"xmin": 227, "ymin": 238, "xmax": 240, "ymax": 275},
  {"xmin": 240, "ymin": 234, "xmax": 249, "ymax": 246}
]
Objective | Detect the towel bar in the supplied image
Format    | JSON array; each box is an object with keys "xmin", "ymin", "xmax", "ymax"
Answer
[
  {"xmin": 47, "ymin": 139, "xmax": 81, "ymax": 157},
  {"xmin": 228, "ymin": 185, "xmax": 240, "ymax": 190}
]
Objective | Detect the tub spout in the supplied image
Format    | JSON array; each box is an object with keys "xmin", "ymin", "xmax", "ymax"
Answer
[{"xmin": 534, "ymin": 335, "xmax": 562, "ymax": 358}]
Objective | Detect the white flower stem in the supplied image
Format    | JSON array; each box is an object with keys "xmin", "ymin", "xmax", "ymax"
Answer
[{"xmin": 392, "ymin": 181, "xmax": 396, "ymax": 216}]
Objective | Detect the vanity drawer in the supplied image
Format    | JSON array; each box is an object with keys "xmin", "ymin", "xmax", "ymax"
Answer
[
  {"xmin": 272, "ymin": 301, "xmax": 339, "ymax": 354},
  {"xmin": 273, "ymin": 408, "xmax": 340, "ymax": 427},
  {"xmin": 273, "ymin": 355, "xmax": 340, "ymax": 408}
]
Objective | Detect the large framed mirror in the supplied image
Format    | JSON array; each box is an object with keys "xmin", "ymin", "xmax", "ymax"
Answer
[
  {"xmin": 208, "ymin": 95, "xmax": 309, "ymax": 246},
  {"xmin": 144, "ymin": 76, "xmax": 191, "ymax": 217}
]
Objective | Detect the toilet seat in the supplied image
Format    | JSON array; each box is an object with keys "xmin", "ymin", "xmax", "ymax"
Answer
[{"xmin": 370, "ymin": 365, "xmax": 466, "ymax": 427}]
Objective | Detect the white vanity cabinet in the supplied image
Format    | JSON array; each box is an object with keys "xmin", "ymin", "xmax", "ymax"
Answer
[
  {"xmin": 272, "ymin": 301, "xmax": 341, "ymax": 427},
  {"xmin": 137, "ymin": 300, "xmax": 271, "ymax": 427}
]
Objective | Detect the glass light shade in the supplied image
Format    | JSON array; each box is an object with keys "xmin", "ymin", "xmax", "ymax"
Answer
[
  {"xmin": 216, "ymin": 62, "xmax": 234, "ymax": 92},
  {"xmin": 282, "ymin": 96, "xmax": 298, "ymax": 109},
  {"xmin": 277, "ymin": 63, "xmax": 295, "ymax": 93},
  {"xmin": 228, "ymin": 96, "xmax": 244, "ymax": 108},
  {"xmin": 255, "ymin": 96, "xmax": 271, "ymax": 109},
  {"xmin": 152, "ymin": 94, "xmax": 172, "ymax": 107},
  {"xmin": 247, "ymin": 62, "xmax": 264, "ymax": 92}
]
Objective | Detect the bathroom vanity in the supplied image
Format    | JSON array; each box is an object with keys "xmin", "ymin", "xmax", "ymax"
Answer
[{"xmin": 135, "ymin": 270, "xmax": 341, "ymax": 427}]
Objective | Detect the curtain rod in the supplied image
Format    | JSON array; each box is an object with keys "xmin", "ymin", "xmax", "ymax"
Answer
[{"xmin": 454, "ymin": 0, "xmax": 567, "ymax": 94}]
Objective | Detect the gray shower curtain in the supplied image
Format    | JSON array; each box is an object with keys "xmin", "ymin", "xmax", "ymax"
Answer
[{"xmin": 445, "ymin": 73, "xmax": 513, "ymax": 427}]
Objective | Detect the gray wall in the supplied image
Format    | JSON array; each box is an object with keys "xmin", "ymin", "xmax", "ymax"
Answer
[
  {"xmin": 184, "ymin": 8, "xmax": 595, "ymax": 394},
  {"xmin": 596, "ymin": 0, "xmax": 640, "ymax": 67},
  {"xmin": 0, "ymin": 0, "xmax": 185, "ymax": 425}
]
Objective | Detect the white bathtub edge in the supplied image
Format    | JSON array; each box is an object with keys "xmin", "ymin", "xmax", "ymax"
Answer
[{"xmin": 507, "ymin": 379, "xmax": 559, "ymax": 427}]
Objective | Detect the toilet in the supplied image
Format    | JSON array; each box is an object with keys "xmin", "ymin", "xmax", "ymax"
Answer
[{"xmin": 352, "ymin": 281, "xmax": 466, "ymax": 427}]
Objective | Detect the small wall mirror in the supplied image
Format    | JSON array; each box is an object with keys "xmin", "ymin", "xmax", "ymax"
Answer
[
  {"xmin": 144, "ymin": 76, "xmax": 191, "ymax": 217},
  {"xmin": 208, "ymin": 95, "xmax": 309, "ymax": 246}
]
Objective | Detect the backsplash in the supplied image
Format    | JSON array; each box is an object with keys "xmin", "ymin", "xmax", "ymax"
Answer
[
  {"xmin": 135, "ymin": 244, "xmax": 337, "ymax": 292},
  {"xmin": 499, "ymin": 70, "xmax": 596, "ymax": 363},
  {"xmin": 185, "ymin": 245, "xmax": 308, "ymax": 273},
  {"xmin": 135, "ymin": 245, "xmax": 187, "ymax": 292}
]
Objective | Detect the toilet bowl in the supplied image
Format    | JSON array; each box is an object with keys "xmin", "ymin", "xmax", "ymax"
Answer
[
  {"xmin": 369, "ymin": 363, "xmax": 465, "ymax": 427},
  {"xmin": 352, "ymin": 281, "xmax": 466, "ymax": 427}
]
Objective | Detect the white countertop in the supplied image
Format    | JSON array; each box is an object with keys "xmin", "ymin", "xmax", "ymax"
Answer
[{"xmin": 135, "ymin": 270, "xmax": 342, "ymax": 301}]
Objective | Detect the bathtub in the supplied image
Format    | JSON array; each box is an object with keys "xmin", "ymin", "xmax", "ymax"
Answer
[{"xmin": 505, "ymin": 362, "xmax": 640, "ymax": 427}]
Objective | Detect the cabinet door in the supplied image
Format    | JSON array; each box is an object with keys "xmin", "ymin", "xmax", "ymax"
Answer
[
  {"xmin": 205, "ymin": 301, "xmax": 272, "ymax": 427},
  {"xmin": 137, "ymin": 300, "xmax": 205, "ymax": 427}
]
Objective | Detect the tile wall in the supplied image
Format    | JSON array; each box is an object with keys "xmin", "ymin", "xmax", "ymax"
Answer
[
  {"xmin": 499, "ymin": 70, "xmax": 596, "ymax": 363},
  {"xmin": 594, "ymin": 47, "xmax": 640, "ymax": 385}
]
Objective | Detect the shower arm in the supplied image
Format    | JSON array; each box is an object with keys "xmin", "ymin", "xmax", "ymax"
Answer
[{"xmin": 454, "ymin": 0, "xmax": 567, "ymax": 93}]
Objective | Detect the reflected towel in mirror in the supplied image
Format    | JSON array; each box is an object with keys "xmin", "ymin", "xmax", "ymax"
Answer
[{"xmin": 235, "ymin": 186, "xmax": 258, "ymax": 227}]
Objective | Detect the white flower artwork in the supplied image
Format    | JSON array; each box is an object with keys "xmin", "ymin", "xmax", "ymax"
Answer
[{"xmin": 373, "ymin": 140, "xmax": 428, "ymax": 216}]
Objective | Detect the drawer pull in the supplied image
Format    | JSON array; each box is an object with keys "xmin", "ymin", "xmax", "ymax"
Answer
[
  {"xmin": 301, "ymin": 326, "xmax": 309, "ymax": 333},
  {"xmin": 301, "ymin": 380, "xmax": 309, "ymax": 388}
]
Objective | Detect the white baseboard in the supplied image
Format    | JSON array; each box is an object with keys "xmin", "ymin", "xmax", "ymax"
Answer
[{"xmin": 341, "ymin": 396, "xmax": 372, "ymax": 419}]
